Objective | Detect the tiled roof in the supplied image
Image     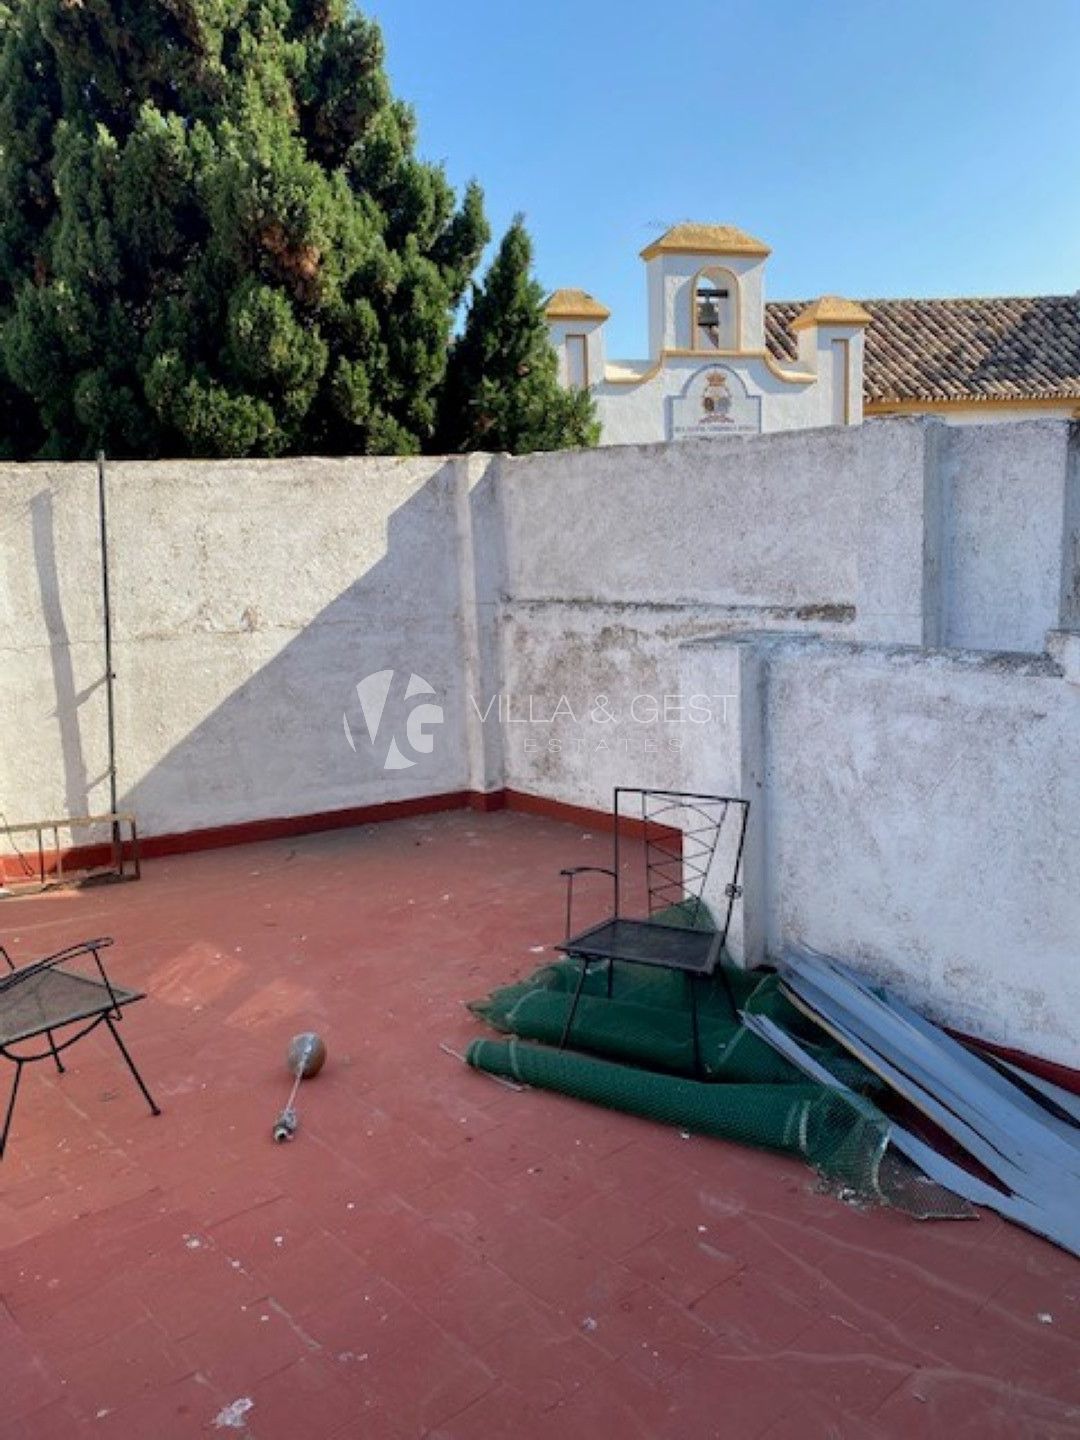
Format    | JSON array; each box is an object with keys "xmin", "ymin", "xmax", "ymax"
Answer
[
  {"xmin": 545, "ymin": 288, "xmax": 611, "ymax": 321},
  {"xmin": 766, "ymin": 295, "xmax": 1080, "ymax": 403},
  {"xmin": 641, "ymin": 223, "xmax": 771, "ymax": 261},
  {"xmin": 789, "ymin": 296, "xmax": 872, "ymax": 331}
]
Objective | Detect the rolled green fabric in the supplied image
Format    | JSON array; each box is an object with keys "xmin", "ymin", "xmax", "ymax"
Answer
[{"xmin": 466, "ymin": 1037, "xmax": 887, "ymax": 1193}]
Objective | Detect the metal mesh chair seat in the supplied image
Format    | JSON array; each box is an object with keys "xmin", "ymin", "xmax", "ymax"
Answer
[
  {"xmin": 0, "ymin": 937, "xmax": 159, "ymax": 1157},
  {"xmin": 558, "ymin": 918, "xmax": 722, "ymax": 976},
  {"xmin": 553, "ymin": 789, "xmax": 750, "ymax": 1076},
  {"xmin": 0, "ymin": 967, "xmax": 142, "ymax": 1047}
]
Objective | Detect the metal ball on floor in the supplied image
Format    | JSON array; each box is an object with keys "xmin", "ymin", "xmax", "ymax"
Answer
[{"xmin": 272, "ymin": 1031, "xmax": 327, "ymax": 1142}]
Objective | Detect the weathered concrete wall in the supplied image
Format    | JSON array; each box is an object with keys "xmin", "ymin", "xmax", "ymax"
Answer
[
  {"xmin": 499, "ymin": 602, "xmax": 725, "ymax": 812},
  {"xmin": 680, "ymin": 632, "xmax": 1080, "ymax": 1068},
  {"xmin": 500, "ymin": 428, "xmax": 861, "ymax": 609},
  {"xmin": 0, "ymin": 457, "xmax": 482, "ymax": 839},
  {"xmin": 495, "ymin": 416, "xmax": 1011, "ymax": 801},
  {"xmin": 494, "ymin": 418, "xmax": 1079, "ymax": 1063},
  {"xmin": 496, "ymin": 423, "xmax": 864, "ymax": 804},
  {"xmin": 2, "ymin": 419, "xmax": 1077, "ymax": 1062},
  {"xmin": 2, "ymin": 416, "xmax": 1076, "ymax": 840},
  {"xmin": 938, "ymin": 422, "xmax": 1078, "ymax": 651},
  {"xmin": 498, "ymin": 600, "xmax": 860, "ymax": 811}
]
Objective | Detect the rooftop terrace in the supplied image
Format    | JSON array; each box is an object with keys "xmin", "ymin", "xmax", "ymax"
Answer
[{"xmin": 2, "ymin": 810, "xmax": 1077, "ymax": 1439}]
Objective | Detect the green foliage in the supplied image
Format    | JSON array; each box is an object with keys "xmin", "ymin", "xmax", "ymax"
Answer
[
  {"xmin": 439, "ymin": 217, "xmax": 599, "ymax": 455},
  {"xmin": 0, "ymin": 0, "xmax": 490, "ymax": 458}
]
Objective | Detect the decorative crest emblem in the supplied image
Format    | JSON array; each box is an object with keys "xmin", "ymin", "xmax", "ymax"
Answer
[{"xmin": 701, "ymin": 369, "xmax": 733, "ymax": 421}]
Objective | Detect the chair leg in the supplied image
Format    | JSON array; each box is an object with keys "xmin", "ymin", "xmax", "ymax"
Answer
[
  {"xmin": 1, "ymin": 1059, "xmax": 23, "ymax": 1159},
  {"xmin": 104, "ymin": 1016, "xmax": 161, "ymax": 1117},
  {"xmin": 606, "ymin": 959, "xmax": 614, "ymax": 1000},
  {"xmin": 559, "ymin": 958, "xmax": 591, "ymax": 1050},
  {"xmin": 46, "ymin": 1030, "xmax": 65, "ymax": 1075},
  {"xmin": 689, "ymin": 973, "xmax": 703, "ymax": 1079}
]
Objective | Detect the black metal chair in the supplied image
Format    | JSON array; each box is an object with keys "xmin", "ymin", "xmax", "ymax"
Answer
[
  {"xmin": 0, "ymin": 937, "xmax": 160, "ymax": 1157},
  {"xmin": 556, "ymin": 789, "xmax": 750, "ymax": 1075}
]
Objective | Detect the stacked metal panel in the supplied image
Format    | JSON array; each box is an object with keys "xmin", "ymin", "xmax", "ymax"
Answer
[{"xmin": 750, "ymin": 947, "xmax": 1080, "ymax": 1257}]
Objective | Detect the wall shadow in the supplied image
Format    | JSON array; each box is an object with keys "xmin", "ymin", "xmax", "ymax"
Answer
[
  {"xmin": 30, "ymin": 490, "xmax": 98, "ymax": 821},
  {"xmin": 111, "ymin": 459, "xmax": 497, "ymax": 845}
]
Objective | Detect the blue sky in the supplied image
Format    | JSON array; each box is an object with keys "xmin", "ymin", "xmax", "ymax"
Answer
[{"xmin": 366, "ymin": 0, "xmax": 1080, "ymax": 358}]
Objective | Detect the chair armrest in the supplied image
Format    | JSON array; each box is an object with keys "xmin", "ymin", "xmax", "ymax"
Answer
[
  {"xmin": 559, "ymin": 868, "xmax": 617, "ymax": 941},
  {"xmin": 34, "ymin": 938, "xmax": 115, "ymax": 968},
  {"xmin": 0, "ymin": 938, "xmax": 120, "ymax": 1013}
]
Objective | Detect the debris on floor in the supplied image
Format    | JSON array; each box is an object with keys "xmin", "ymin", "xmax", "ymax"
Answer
[
  {"xmin": 773, "ymin": 945, "xmax": 1080, "ymax": 1256},
  {"xmin": 465, "ymin": 940, "xmax": 1080, "ymax": 1250},
  {"xmin": 213, "ymin": 1397, "xmax": 254, "ymax": 1430}
]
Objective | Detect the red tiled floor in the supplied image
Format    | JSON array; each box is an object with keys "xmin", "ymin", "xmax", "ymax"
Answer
[{"xmin": 1, "ymin": 809, "xmax": 1078, "ymax": 1439}]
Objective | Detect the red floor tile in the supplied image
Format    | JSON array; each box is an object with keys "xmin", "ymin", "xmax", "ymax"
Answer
[
  {"xmin": 4, "ymin": 1401, "xmax": 92, "ymax": 1440},
  {"xmin": 0, "ymin": 1316, "xmax": 66, "ymax": 1426},
  {"xmin": 544, "ymin": 1357, "xmax": 675, "ymax": 1440},
  {"xmin": 344, "ymin": 1326, "xmax": 496, "ymax": 1436},
  {"xmin": 175, "ymin": 1296, "xmax": 315, "ymax": 1395},
  {"xmin": 477, "ymin": 1303, "xmax": 608, "ymax": 1413},
  {"xmin": 622, "ymin": 1220, "xmax": 747, "ymax": 1306},
  {"xmin": 1, "ymin": 811, "xmax": 1078, "ymax": 1440},
  {"xmin": 90, "ymin": 1373, "xmax": 230, "ymax": 1440},
  {"xmin": 698, "ymin": 1276, "xmax": 817, "ymax": 1356},
  {"xmin": 51, "ymin": 1317, "xmax": 194, "ymax": 1416},
  {"xmin": 424, "ymin": 1382, "xmax": 550, "ymax": 1440},
  {"xmin": 557, "ymin": 1188, "xmax": 666, "ymax": 1259},
  {"xmin": 585, "ymin": 1281, "xmax": 716, "ymax": 1380},
  {"xmin": 299, "ymin": 1277, "xmax": 428, "ymax": 1364},
  {"xmin": 404, "ymin": 1258, "xmax": 542, "ymax": 1353},
  {"xmin": 236, "ymin": 1353, "xmax": 369, "ymax": 1440}
]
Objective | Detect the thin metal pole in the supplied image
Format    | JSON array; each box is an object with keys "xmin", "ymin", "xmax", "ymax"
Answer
[
  {"xmin": 97, "ymin": 452, "xmax": 121, "ymax": 861},
  {"xmin": 613, "ymin": 789, "xmax": 621, "ymax": 917}
]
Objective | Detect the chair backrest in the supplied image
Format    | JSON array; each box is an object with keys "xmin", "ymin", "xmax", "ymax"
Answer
[{"xmin": 612, "ymin": 789, "xmax": 750, "ymax": 946}]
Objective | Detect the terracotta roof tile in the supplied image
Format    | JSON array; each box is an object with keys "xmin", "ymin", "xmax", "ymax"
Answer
[
  {"xmin": 641, "ymin": 223, "xmax": 771, "ymax": 261},
  {"xmin": 765, "ymin": 295, "xmax": 1080, "ymax": 403},
  {"xmin": 789, "ymin": 296, "xmax": 872, "ymax": 331},
  {"xmin": 545, "ymin": 288, "xmax": 611, "ymax": 321}
]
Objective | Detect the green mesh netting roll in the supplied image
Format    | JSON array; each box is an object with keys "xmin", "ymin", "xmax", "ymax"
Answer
[
  {"xmin": 499, "ymin": 990, "xmax": 798, "ymax": 1082},
  {"xmin": 466, "ymin": 1037, "xmax": 890, "ymax": 1193},
  {"xmin": 468, "ymin": 954, "xmax": 757, "ymax": 1021},
  {"xmin": 469, "ymin": 960, "xmax": 874, "ymax": 1089},
  {"xmin": 465, "ymin": 897, "xmax": 892, "ymax": 1198}
]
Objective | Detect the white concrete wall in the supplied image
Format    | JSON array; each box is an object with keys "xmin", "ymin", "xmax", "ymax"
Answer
[
  {"xmin": 680, "ymin": 632, "xmax": 1080, "ymax": 1068},
  {"xmin": 937, "ymin": 421, "xmax": 1078, "ymax": 651},
  {"xmin": 547, "ymin": 317, "xmax": 606, "ymax": 390},
  {"xmin": 3, "ymin": 418, "xmax": 1073, "ymax": 840},
  {"xmin": 0, "ymin": 457, "xmax": 486, "ymax": 840},
  {"xmin": 589, "ymin": 335, "xmax": 870, "ymax": 445},
  {"xmin": 592, "ymin": 355, "xmax": 825, "ymax": 446},
  {"xmin": 499, "ymin": 428, "xmax": 862, "ymax": 609},
  {"xmin": 495, "ymin": 424, "xmax": 865, "ymax": 805},
  {"xmin": 496, "ymin": 418, "xmax": 1079, "ymax": 1063},
  {"xmin": 2, "ymin": 418, "xmax": 1077, "ymax": 1061}
]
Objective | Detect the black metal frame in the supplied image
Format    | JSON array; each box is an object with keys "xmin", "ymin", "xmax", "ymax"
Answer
[
  {"xmin": 0, "ymin": 937, "xmax": 160, "ymax": 1158},
  {"xmin": 555, "ymin": 789, "xmax": 750, "ymax": 1075}
]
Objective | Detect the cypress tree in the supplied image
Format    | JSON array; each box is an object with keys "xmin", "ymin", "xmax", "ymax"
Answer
[
  {"xmin": 439, "ymin": 216, "xmax": 599, "ymax": 454},
  {"xmin": 0, "ymin": 0, "xmax": 489, "ymax": 458}
]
